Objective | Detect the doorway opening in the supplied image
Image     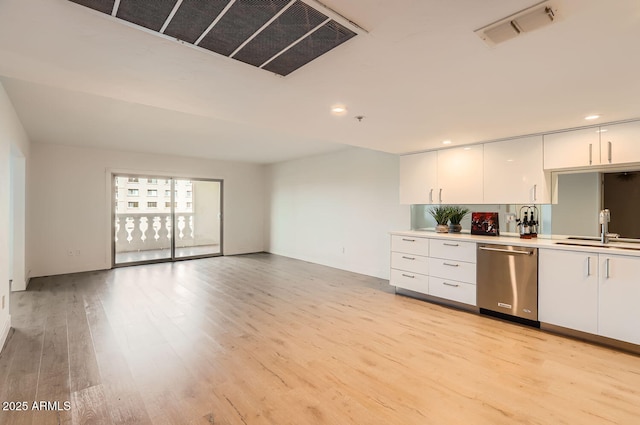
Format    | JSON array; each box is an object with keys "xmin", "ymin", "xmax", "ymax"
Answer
[{"xmin": 112, "ymin": 175, "xmax": 222, "ymax": 266}]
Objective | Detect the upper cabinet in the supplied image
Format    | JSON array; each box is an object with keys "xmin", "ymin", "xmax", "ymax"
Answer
[
  {"xmin": 543, "ymin": 128, "xmax": 601, "ymax": 170},
  {"xmin": 399, "ymin": 151, "xmax": 438, "ymax": 204},
  {"xmin": 483, "ymin": 135, "xmax": 551, "ymax": 204},
  {"xmin": 544, "ymin": 120, "xmax": 640, "ymax": 170},
  {"xmin": 437, "ymin": 145, "xmax": 484, "ymax": 204},
  {"xmin": 598, "ymin": 120, "xmax": 640, "ymax": 166},
  {"xmin": 399, "ymin": 146, "xmax": 483, "ymax": 205}
]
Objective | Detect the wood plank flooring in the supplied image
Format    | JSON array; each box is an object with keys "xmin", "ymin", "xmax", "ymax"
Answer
[{"xmin": 1, "ymin": 253, "xmax": 640, "ymax": 424}]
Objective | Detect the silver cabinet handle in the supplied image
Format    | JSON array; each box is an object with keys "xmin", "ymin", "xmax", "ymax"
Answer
[
  {"xmin": 605, "ymin": 258, "xmax": 610, "ymax": 279},
  {"xmin": 443, "ymin": 262, "xmax": 459, "ymax": 267},
  {"xmin": 589, "ymin": 143, "xmax": 593, "ymax": 165},
  {"xmin": 402, "ymin": 238, "xmax": 416, "ymax": 242},
  {"xmin": 439, "ymin": 188, "xmax": 443, "ymax": 203},
  {"xmin": 443, "ymin": 243, "xmax": 459, "ymax": 247},
  {"xmin": 429, "ymin": 188, "xmax": 433, "ymax": 204},
  {"xmin": 479, "ymin": 246, "xmax": 534, "ymax": 255},
  {"xmin": 402, "ymin": 256, "xmax": 416, "ymax": 260},
  {"xmin": 402, "ymin": 273, "xmax": 415, "ymax": 279},
  {"xmin": 608, "ymin": 141, "xmax": 612, "ymax": 163},
  {"xmin": 532, "ymin": 184, "xmax": 537, "ymax": 202},
  {"xmin": 586, "ymin": 256, "xmax": 591, "ymax": 277},
  {"xmin": 442, "ymin": 282, "xmax": 459, "ymax": 287}
]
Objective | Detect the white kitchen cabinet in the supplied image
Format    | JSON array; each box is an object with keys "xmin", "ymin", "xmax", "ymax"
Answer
[
  {"xmin": 437, "ymin": 145, "xmax": 484, "ymax": 204},
  {"xmin": 539, "ymin": 248, "xmax": 640, "ymax": 345},
  {"xmin": 390, "ymin": 234, "xmax": 476, "ymax": 306},
  {"xmin": 483, "ymin": 135, "xmax": 551, "ymax": 204},
  {"xmin": 390, "ymin": 268, "xmax": 429, "ymax": 294},
  {"xmin": 538, "ymin": 249, "xmax": 598, "ymax": 334},
  {"xmin": 598, "ymin": 254, "xmax": 640, "ymax": 345},
  {"xmin": 598, "ymin": 120, "xmax": 640, "ymax": 166},
  {"xmin": 543, "ymin": 128, "xmax": 600, "ymax": 170},
  {"xmin": 399, "ymin": 151, "xmax": 438, "ymax": 204}
]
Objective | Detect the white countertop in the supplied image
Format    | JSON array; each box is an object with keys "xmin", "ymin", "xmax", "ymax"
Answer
[{"xmin": 390, "ymin": 230, "xmax": 640, "ymax": 257}]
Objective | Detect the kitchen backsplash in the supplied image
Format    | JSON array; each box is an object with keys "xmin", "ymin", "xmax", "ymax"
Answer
[{"xmin": 411, "ymin": 204, "xmax": 551, "ymax": 236}]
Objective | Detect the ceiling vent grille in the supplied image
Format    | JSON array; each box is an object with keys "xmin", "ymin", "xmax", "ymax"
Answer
[
  {"xmin": 475, "ymin": 1, "xmax": 558, "ymax": 46},
  {"xmin": 67, "ymin": 0, "xmax": 361, "ymax": 76}
]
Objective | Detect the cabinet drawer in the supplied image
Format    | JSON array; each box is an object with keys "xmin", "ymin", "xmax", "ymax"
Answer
[
  {"xmin": 391, "ymin": 252, "xmax": 429, "ymax": 275},
  {"xmin": 390, "ymin": 269, "xmax": 429, "ymax": 294},
  {"xmin": 429, "ymin": 258, "xmax": 476, "ymax": 284},
  {"xmin": 391, "ymin": 235, "xmax": 429, "ymax": 256},
  {"xmin": 429, "ymin": 239, "xmax": 476, "ymax": 263},
  {"xmin": 429, "ymin": 277, "xmax": 476, "ymax": 306}
]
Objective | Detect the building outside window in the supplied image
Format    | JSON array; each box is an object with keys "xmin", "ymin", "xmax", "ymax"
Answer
[
  {"xmin": 147, "ymin": 202, "xmax": 157, "ymax": 208},
  {"xmin": 147, "ymin": 178, "xmax": 157, "ymax": 184},
  {"xmin": 128, "ymin": 201, "xmax": 139, "ymax": 208},
  {"xmin": 128, "ymin": 189, "xmax": 139, "ymax": 196},
  {"xmin": 186, "ymin": 191, "xmax": 192, "ymax": 198},
  {"xmin": 128, "ymin": 177, "xmax": 139, "ymax": 183},
  {"xmin": 186, "ymin": 202, "xmax": 192, "ymax": 209},
  {"xmin": 148, "ymin": 189, "xmax": 157, "ymax": 197},
  {"xmin": 165, "ymin": 190, "xmax": 171, "ymax": 197},
  {"xmin": 165, "ymin": 202, "xmax": 171, "ymax": 208}
]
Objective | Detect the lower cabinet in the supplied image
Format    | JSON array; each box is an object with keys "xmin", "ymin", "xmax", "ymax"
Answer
[
  {"xmin": 598, "ymin": 254, "xmax": 640, "ymax": 345},
  {"xmin": 539, "ymin": 249, "xmax": 640, "ymax": 345},
  {"xmin": 390, "ymin": 235, "xmax": 476, "ymax": 306},
  {"xmin": 539, "ymin": 249, "xmax": 598, "ymax": 334}
]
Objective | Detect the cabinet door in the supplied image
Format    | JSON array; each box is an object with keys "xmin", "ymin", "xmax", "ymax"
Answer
[
  {"xmin": 391, "ymin": 252, "xmax": 429, "ymax": 275},
  {"xmin": 543, "ymin": 128, "xmax": 600, "ymax": 170},
  {"xmin": 390, "ymin": 269, "xmax": 429, "ymax": 294},
  {"xmin": 437, "ymin": 145, "xmax": 483, "ymax": 204},
  {"xmin": 428, "ymin": 258, "xmax": 476, "ymax": 284},
  {"xmin": 599, "ymin": 121, "xmax": 640, "ymax": 166},
  {"xmin": 429, "ymin": 277, "xmax": 476, "ymax": 306},
  {"xmin": 483, "ymin": 136, "xmax": 551, "ymax": 204},
  {"xmin": 538, "ymin": 249, "xmax": 598, "ymax": 334},
  {"xmin": 598, "ymin": 254, "xmax": 640, "ymax": 345},
  {"xmin": 399, "ymin": 151, "xmax": 438, "ymax": 204},
  {"xmin": 390, "ymin": 235, "xmax": 429, "ymax": 256}
]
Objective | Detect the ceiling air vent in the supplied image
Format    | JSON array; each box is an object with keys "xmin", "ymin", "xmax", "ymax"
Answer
[
  {"xmin": 67, "ymin": 0, "xmax": 362, "ymax": 76},
  {"xmin": 475, "ymin": 1, "xmax": 558, "ymax": 46}
]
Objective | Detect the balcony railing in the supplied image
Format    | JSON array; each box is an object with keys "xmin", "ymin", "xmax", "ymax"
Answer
[{"xmin": 115, "ymin": 212, "xmax": 202, "ymax": 253}]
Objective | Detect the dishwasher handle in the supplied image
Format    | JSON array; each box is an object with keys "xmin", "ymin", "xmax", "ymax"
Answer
[{"xmin": 478, "ymin": 246, "xmax": 534, "ymax": 255}]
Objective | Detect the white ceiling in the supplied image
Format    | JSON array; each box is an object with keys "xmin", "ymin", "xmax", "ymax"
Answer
[{"xmin": 1, "ymin": 0, "xmax": 639, "ymax": 164}]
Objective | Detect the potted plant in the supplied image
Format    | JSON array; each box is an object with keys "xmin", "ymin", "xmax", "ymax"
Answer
[
  {"xmin": 428, "ymin": 206, "xmax": 450, "ymax": 233},
  {"xmin": 447, "ymin": 206, "xmax": 470, "ymax": 233}
]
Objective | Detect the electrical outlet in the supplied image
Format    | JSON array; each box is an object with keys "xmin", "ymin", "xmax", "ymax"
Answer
[
  {"xmin": 76, "ymin": 250, "xmax": 81, "ymax": 256},
  {"xmin": 67, "ymin": 249, "xmax": 74, "ymax": 256}
]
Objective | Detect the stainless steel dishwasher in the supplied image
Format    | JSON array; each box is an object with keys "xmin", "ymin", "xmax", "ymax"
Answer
[{"xmin": 477, "ymin": 244, "xmax": 538, "ymax": 323}]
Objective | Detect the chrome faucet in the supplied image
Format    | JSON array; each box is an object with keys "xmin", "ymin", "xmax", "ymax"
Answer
[{"xmin": 600, "ymin": 209, "xmax": 619, "ymax": 244}]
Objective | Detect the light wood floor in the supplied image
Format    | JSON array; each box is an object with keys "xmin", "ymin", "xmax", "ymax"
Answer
[{"xmin": 2, "ymin": 253, "xmax": 640, "ymax": 425}]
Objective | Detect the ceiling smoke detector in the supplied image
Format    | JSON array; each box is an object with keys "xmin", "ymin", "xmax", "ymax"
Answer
[{"xmin": 475, "ymin": 1, "xmax": 558, "ymax": 46}]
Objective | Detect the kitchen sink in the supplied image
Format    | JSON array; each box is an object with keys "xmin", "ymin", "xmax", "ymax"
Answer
[{"xmin": 555, "ymin": 241, "xmax": 640, "ymax": 251}]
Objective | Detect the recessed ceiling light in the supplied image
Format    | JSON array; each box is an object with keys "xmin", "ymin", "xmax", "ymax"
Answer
[
  {"xmin": 596, "ymin": 129, "xmax": 608, "ymax": 133},
  {"xmin": 463, "ymin": 147, "xmax": 472, "ymax": 151},
  {"xmin": 585, "ymin": 114, "xmax": 600, "ymax": 120},
  {"xmin": 331, "ymin": 105, "xmax": 348, "ymax": 115},
  {"xmin": 442, "ymin": 140, "xmax": 452, "ymax": 145}
]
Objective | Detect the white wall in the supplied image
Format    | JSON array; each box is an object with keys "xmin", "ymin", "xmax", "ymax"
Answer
[
  {"xmin": 0, "ymin": 82, "xmax": 30, "ymax": 350},
  {"xmin": 265, "ymin": 147, "xmax": 409, "ymax": 279},
  {"xmin": 29, "ymin": 143, "xmax": 265, "ymax": 277}
]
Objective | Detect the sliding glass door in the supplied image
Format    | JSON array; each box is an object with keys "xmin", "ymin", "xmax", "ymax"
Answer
[{"xmin": 113, "ymin": 175, "xmax": 222, "ymax": 266}]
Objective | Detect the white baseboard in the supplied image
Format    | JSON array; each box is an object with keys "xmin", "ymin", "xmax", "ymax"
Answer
[{"xmin": 0, "ymin": 315, "xmax": 11, "ymax": 353}]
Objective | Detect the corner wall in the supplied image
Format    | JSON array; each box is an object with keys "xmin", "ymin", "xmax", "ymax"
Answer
[
  {"xmin": 0, "ymin": 81, "xmax": 31, "ymax": 350},
  {"xmin": 29, "ymin": 143, "xmax": 265, "ymax": 277},
  {"xmin": 265, "ymin": 147, "xmax": 409, "ymax": 279}
]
